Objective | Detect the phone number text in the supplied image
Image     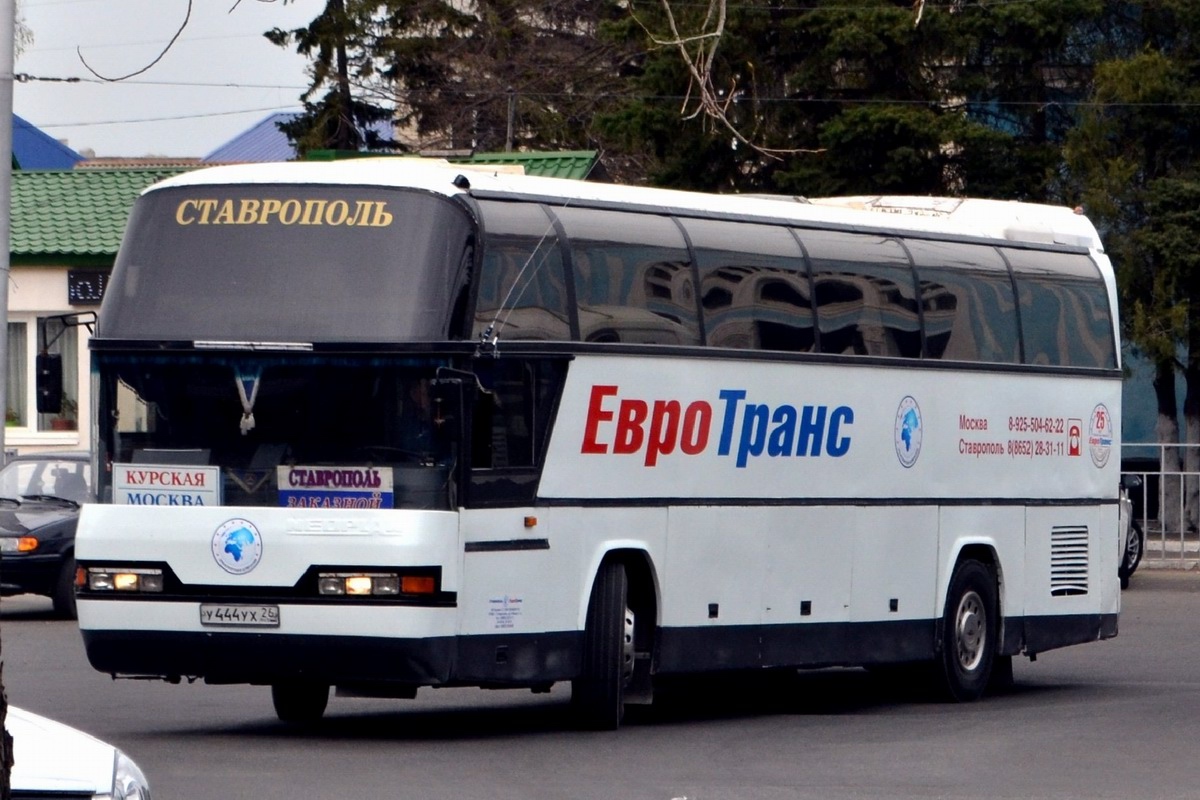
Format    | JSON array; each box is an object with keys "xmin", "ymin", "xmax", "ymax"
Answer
[{"xmin": 1008, "ymin": 416, "xmax": 1066, "ymax": 434}]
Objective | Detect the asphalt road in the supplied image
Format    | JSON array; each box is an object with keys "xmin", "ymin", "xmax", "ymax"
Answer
[{"xmin": 3, "ymin": 571, "xmax": 1200, "ymax": 800}]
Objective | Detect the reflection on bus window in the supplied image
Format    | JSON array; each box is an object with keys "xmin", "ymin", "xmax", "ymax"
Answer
[
  {"xmin": 906, "ymin": 239, "xmax": 1020, "ymax": 364},
  {"xmin": 474, "ymin": 201, "xmax": 571, "ymax": 341},
  {"xmin": 551, "ymin": 207, "xmax": 701, "ymax": 345},
  {"xmin": 467, "ymin": 201, "xmax": 1117, "ymax": 367},
  {"xmin": 800, "ymin": 230, "xmax": 921, "ymax": 358},
  {"xmin": 683, "ymin": 218, "xmax": 816, "ymax": 353},
  {"xmin": 1004, "ymin": 248, "xmax": 1116, "ymax": 368}
]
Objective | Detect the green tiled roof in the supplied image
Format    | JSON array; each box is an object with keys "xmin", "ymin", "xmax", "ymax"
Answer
[
  {"xmin": 11, "ymin": 168, "xmax": 192, "ymax": 260},
  {"xmin": 463, "ymin": 150, "xmax": 598, "ymax": 180}
]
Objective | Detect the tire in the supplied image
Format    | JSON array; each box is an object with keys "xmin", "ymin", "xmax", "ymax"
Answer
[
  {"xmin": 1120, "ymin": 520, "xmax": 1144, "ymax": 590},
  {"xmin": 572, "ymin": 561, "xmax": 633, "ymax": 730},
  {"xmin": 51, "ymin": 553, "xmax": 78, "ymax": 620},
  {"xmin": 271, "ymin": 682, "xmax": 329, "ymax": 724},
  {"xmin": 937, "ymin": 559, "xmax": 998, "ymax": 702}
]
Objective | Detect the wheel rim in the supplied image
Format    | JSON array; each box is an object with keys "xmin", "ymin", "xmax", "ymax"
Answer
[
  {"xmin": 622, "ymin": 606, "xmax": 635, "ymax": 684},
  {"xmin": 1126, "ymin": 528, "xmax": 1142, "ymax": 564},
  {"xmin": 955, "ymin": 590, "xmax": 986, "ymax": 672}
]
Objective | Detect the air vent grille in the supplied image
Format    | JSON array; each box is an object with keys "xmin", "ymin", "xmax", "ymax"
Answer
[{"xmin": 1050, "ymin": 526, "xmax": 1089, "ymax": 596}]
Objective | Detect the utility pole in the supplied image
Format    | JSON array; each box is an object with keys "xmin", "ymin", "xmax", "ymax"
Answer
[
  {"xmin": 505, "ymin": 87, "xmax": 514, "ymax": 153},
  {"xmin": 1, "ymin": 1, "xmax": 14, "ymax": 796},
  {"xmin": 0, "ymin": 0, "xmax": 12, "ymax": 463}
]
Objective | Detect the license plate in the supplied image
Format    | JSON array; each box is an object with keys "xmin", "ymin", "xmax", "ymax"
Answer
[{"xmin": 199, "ymin": 604, "xmax": 280, "ymax": 628}]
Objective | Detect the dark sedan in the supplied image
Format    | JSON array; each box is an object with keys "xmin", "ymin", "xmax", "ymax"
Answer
[{"xmin": 0, "ymin": 451, "xmax": 92, "ymax": 618}]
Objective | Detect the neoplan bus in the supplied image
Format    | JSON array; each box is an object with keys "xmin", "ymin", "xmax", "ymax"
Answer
[{"xmin": 74, "ymin": 161, "xmax": 1122, "ymax": 729}]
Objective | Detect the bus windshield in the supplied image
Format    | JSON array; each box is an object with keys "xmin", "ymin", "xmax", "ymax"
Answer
[
  {"xmin": 99, "ymin": 185, "xmax": 474, "ymax": 343},
  {"xmin": 94, "ymin": 352, "xmax": 459, "ymax": 510}
]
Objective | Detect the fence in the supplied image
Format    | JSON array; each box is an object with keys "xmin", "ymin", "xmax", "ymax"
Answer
[{"xmin": 1122, "ymin": 443, "xmax": 1200, "ymax": 569}]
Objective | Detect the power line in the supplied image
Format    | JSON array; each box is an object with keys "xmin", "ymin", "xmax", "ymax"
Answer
[
  {"xmin": 30, "ymin": 104, "xmax": 300, "ymax": 129},
  {"xmin": 25, "ymin": 33, "xmax": 276, "ymax": 55},
  {"xmin": 15, "ymin": 72, "xmax": 306, "ymax": 90},
  {"xmin": 17, "ymin": 68, "xmax": 1200, "ymax": 112},
  {"xmin": 22, "ymin": 91, "xmax": 1200, "ymax": 136}
]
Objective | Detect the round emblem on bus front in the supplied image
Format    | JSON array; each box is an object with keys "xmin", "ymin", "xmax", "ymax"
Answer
[
  {"xmin": 211, "ymin": 518, "xmax": 263, "ymax": 575},
  {"xmin": 894, "ymin": 395, "xmax": 923, "ymax": 468}
]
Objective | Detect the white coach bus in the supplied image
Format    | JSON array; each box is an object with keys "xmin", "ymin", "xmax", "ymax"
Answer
[{"xmin": 73, "ymin": 160, "xmax": 1122, "ymax": 729}]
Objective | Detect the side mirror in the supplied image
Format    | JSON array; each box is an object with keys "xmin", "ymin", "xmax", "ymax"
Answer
[{"xmin": 1121, "ymin": 473, "xmax": 1143, "ymax": 490}]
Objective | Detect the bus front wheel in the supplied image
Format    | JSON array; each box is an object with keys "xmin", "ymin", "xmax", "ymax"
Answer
[
  {"xmin": 938, "ymin": 559, "xmax": 998, "ymax": 702},
  {"xmin": 52, "ymin": 552, "xmax": 78, "ymax": 620},
  {"xmin": 572, "ymin": 561, "xmax": 634, "ymax": 730},
  {"xmin": 271, "ymin": 681, "xmax": 329, "ymax": 724}
]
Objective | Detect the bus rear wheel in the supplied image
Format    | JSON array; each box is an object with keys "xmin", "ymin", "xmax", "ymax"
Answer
[
  {"xmin": 572, "ymin": 561, "xmax": 634, "ymax": 730},
  {"xmin": 271, "ymin": 681, "xmax": 329, "ymax": 724},
  {"xmin": 938, "ymin": 559, "xmax": 998, "ymax": 702}
]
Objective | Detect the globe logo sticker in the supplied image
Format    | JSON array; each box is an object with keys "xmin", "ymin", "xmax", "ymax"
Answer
[
  {"xmin": 894, "ymin": 396, "xmax": 923, "ymax": 468},
  {"xmin": 212, "ymin": 518, "xmax": 263, "ymax": 575}
]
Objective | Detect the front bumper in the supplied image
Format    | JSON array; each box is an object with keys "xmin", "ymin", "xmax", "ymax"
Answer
[
  {"xmin": 0, "ymin": 553, "xmax": 65, "ymax": 596},
  {"xmin": 82, "ymin": 627, "xmax": 458, "ymax": 685}
]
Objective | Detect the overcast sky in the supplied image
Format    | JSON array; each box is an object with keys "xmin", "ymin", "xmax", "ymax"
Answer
[{"xmin": 14, "ymin": 0, "xmax": 328, "ymax": 158}]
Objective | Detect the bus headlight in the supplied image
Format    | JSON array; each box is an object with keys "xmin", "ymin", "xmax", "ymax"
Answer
[{"xmin": 87, "ymin": 568, "xmax": 164, "ymax": 593}]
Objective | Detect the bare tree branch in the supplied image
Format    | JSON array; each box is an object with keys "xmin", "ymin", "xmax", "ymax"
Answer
[{"xmin": 630, "ymin": 0, "xmax": 823, "ymax": 160}]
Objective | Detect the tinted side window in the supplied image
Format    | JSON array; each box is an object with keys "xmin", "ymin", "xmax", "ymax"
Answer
[
  {"xmin": 551, "ymin": 207, "xmax": 701, "ymax": 345},
  {"xmin": 468, "ymin": 358, "xmax": 567, "ymax": 507},
  {"xmin": 799, "ymin": 230, "xmax": 921, "ymax": 358},
  {"xmin": 1004, "ymin": 249, "xmax": 1116, "ymax": 368},
  {"xmin": 681, "ymin": 218, "xmax": 815, "ymax": 352},
  {"xmin": 474, "ymin": 201, "xmax": 571, "ymax": 341},
  {"xmin": 905, "ymin": 240, "xmax": 1020, "ymax": 364}
]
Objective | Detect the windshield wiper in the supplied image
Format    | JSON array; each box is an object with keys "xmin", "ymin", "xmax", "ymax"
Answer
[
  {"xmin": 19, "ymin": 494, "xmax": 80, "ymax": 508},
  {"xmin": 0, "ymin": 496, "xmax": 20, "ymax": 508}
]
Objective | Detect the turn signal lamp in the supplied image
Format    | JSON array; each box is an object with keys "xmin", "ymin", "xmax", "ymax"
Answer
[
  {"xmin": 17, "ymin": 537, "xmax": 38, "ymax": 553},
  {"xmin": 87, "ymin": 567, "xmax": 164, "ymax": 593},
  {"xmin": 401, "ymin": 576, "xmax": 436, "ymax": 594}
]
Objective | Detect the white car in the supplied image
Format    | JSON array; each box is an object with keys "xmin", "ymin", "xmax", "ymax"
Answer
[{"xmin": 7, "ymin": 705, "xmax": 151, "ymax": 799}]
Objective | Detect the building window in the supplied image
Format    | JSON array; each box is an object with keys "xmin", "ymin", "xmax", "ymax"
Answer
[
  {"xmin": 5, "ymin": 323, "xmax": 27, "ymax": 427},
  {"xmin": 5, "ymin": 317, "xmax": 80, "ymax": 433}
]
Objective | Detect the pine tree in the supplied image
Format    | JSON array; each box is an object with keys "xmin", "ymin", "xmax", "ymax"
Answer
[{"xmin": 267, "ymin": 1, "xmax": 633, "ymax": 160}]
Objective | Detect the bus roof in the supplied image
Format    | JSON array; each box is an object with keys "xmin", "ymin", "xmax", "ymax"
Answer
[{"xmin": 146, "ymin": 158, "xmax": 1104, "ymax": 251}]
